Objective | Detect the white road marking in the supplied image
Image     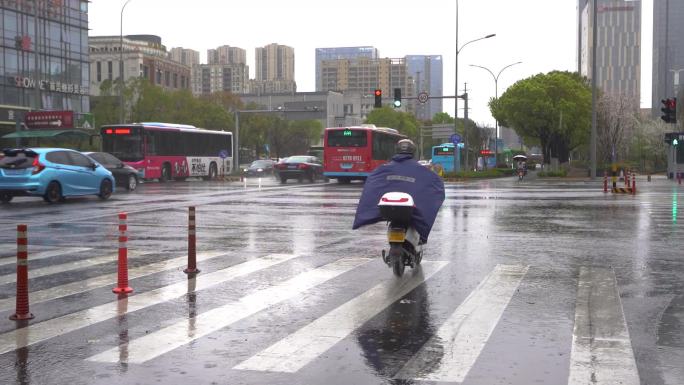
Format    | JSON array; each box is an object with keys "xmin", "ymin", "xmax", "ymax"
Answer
[
  {"xmin": 0, "ymin": 253, "xmax": 301, "ymax": 355},
  {"xmin": 0, "ymin": 251, "xmax": 154, "ymax": 285},
  {"xmin": 394, "ymin": 264, "xmax": 528, "ymax": 382},
  {"xmin": 0, "ymin": 247, "xmax": 91, "ymax": 266},
  {"xmin": 567, "ymin": 266, "xmax": 640, "ymax": 385},
  {"xmin": 0, "ymin": 250, "xmax": 228, "ymax": 311},
  {"xmin": 234, "ymin": 261, "xmax": 449, "ymax": 373},
  {"xmin": 86, "ymin": 257, "xmax": 372, "ymax": 364}
]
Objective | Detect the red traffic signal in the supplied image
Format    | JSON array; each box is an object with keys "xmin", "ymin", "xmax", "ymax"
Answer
[
  {"xmin": 661, "ymin": 97, "xmax": 677, "ymax": 124},
  {"xmin": 374, "ymin": 89, "xmax": 382, "ymax": 108}
]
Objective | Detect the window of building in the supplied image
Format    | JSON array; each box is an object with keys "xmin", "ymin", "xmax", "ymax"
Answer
[
  {"xmin": 156, "ymin": 69, "xmax": 162, "ymax": 84},
  {"xmin": 108, "ymin": 61, "xmax": 113, "ymax": 80},
  {"xmin": 165, "ymin": 71, "xmax": 170, "ymax": 86}
]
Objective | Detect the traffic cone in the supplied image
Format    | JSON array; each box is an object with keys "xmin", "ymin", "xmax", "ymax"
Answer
[
  {"xmin": 112, "ymin": 213, "xmax": 133, "ymax": 294},
  {"xmin": 10, "ymin": 224, "xmax": 34, "ymax": 321},
  {"xmin": 184, "ymin": 207, "xmax": 200, "ymax": 274}
]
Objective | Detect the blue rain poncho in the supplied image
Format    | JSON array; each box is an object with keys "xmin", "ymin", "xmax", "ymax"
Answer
[{"xmin": 352, "ymin": 154, "xmax": 445, "ymax": 242}]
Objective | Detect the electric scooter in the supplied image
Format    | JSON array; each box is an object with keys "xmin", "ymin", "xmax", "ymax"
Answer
[{"xmin": 377, "ymin": 192, "xmax": 423, "ymax": 277}]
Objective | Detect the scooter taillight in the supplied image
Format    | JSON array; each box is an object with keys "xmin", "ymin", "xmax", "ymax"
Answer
[{"xmin": 32, "ymin": 157, "xmax": 46, "ymax": 175}]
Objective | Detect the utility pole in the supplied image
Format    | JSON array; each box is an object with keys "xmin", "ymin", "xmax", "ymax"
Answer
[{"xmin": 461, "ymin": 83, "xmax": 469, "ymax": 170}]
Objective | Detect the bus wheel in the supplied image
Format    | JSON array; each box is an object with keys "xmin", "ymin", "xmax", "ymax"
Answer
[
  {"xmin": 160, "ymin": 164, "xmax": 171, "ymax": 182},
  {"xmin": 203, "ymin": 163, "xmax": 217, "ymax": 180}
]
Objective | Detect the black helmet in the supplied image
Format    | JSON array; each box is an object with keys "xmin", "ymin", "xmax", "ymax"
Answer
[{"xmin": 395, "ymin": 139, "xmax": 416, "ymax": 155}]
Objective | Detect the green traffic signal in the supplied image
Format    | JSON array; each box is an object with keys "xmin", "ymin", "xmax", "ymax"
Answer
[
  {"xmin": 393, "ymin": 88, "xmax": 402, "ymax": 108},
  {"xmin": 674, "ymin": 138, "xmax": 679, "ymax": 146}
]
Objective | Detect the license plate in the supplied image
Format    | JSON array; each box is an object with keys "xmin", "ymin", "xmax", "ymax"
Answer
[
  {"xmin": 388, "ymin": 230, "xmax": 406, "ymax": 243},
  {"xmin": 288, "ymin": 165, "xmax": 298, "ymax": 169},
  {"xmin": 3, "ymin": 169, "xmax": 25, "ymax": 175}
]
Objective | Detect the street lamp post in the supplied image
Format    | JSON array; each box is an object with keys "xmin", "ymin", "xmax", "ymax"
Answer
[
  {"xmin": 120, "ymin": 0, "xmax": 133, "ymax": 124},
  {"xmin": 455, "ymin": 22, "xmax": 495, "ymax": 170},
  {"xmin": 469, "ymin": 61, "xmax": 522, "ymax": 167}
]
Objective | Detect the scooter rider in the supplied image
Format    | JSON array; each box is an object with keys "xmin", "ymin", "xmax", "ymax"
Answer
[{"xmin": 353, "ymin": 139, "xmax": 445, "ymax": 244}]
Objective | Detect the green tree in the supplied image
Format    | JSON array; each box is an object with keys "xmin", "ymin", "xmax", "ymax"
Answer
[
  {"xmin": 490, "ymin": 71, "xmax": 591, "ymax": 164},
  {"xmin": 431, "ymin": 112, "xmax": 454, "ymax": 124},
  {"xmin": 365, "ymin": 107, "xmax": 419, "ymax": 142}
]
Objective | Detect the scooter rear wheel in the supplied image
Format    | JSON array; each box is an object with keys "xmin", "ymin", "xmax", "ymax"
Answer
[{"xmin": 389, "ymin": 244, "xmax": 405, "ymax": 277}]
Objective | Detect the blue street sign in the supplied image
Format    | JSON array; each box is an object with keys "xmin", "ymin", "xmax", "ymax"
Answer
[
  {"xmin": 450, "ymin": 133, "xmax": 462, "ymax": 145},
  {"xmin": 218, "ymin": 150, "xmax": 228, "ymax": 159}
]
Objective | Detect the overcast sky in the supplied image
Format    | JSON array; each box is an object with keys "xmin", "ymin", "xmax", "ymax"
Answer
[{"xmin": 88, "ymin": 0, "xmax": 653, "ymax": 128}]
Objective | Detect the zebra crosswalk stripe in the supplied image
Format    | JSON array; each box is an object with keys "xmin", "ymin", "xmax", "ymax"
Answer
[
  {"xmin": 0, "ymin": 247, "xmax": 92, "ymax": 266},
  {"xmin": 0, "ymin": 250, "xmax": 227, "ymax": 312},
  {"xmin": 0, "ymin": 251, "xmax": 153, "ymax": 285},
  {"xmin": 0, "ymin": 253, "xmax": 301, "ymax": 355},
  {"xmin": 86, "ymin": 257, "xmax": 372, "ymax": 364},
  {"xmin": 233, "ymin": 261, "xmax": 449, "ymax": 373},
  {"xmin": 394, "ymin": 264, "xmax": 528, "ymax": 382},
  {"xmin": 567, "ymin": 266, "xmax": 639, "ymax": 385}
]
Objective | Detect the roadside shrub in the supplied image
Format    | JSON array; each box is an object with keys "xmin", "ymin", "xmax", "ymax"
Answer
[
  {"xmin": 537, "ymin": 169, "xmax": 567, "ymax": 177},
  {"xmin": 443, "ymin": 168, "xmax": 515, "ymax": 179}
]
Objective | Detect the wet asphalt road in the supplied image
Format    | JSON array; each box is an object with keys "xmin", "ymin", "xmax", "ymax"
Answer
[{"xmin": 0, "ymin": 173, "xmax": 682, "ymax": 385}]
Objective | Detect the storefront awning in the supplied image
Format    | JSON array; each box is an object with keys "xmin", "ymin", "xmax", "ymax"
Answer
[{"xmin": 2, "ymin": 130, "xmax": 92, "ymax": 139}]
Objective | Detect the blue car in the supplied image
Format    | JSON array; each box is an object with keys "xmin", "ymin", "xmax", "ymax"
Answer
[{"xmin": 0, "ymin": 148, "xmax": 115, "ymax": 203}]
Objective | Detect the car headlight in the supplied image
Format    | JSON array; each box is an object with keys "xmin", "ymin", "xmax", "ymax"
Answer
[
  {"xmin": 257, "ymin": 168, "xmax": 263, "ymax": 172},
  {"xmin": 243, "ymin": 168, "xmax": 248, "ymax": 172}
]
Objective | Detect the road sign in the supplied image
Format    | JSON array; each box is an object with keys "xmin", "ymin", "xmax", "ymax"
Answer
[
  {"xmin": 25, "ymin": 111, "xmax": 74, "ymax": 129},
  {"xmin": 450, "ymin": 133, "xmax": 461, "ymax": 145},
  {"xmin": 417, "ymin": 92, "xmax": 429, "ymax": 104},
  {"xmin": 219, "ymin": 150, "xmax": 229, "ymax": 159}
]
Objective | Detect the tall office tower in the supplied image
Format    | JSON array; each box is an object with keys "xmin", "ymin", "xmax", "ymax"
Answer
[
  {"xmin": 207, "ymin": 45, "xmax": 247, "ymax": 65},
  {"xmin": 169, "ymin": 48, "xmax": 200, "ymax": 68},
  {"xmin": 192, "ymin": 63, "xmax": 249, "ymax": 96},
  {"xmin": 253, "ymin": 43, "xmax": 295, "ymax": 94},
  {"xmin": 315, "ymin": 47, "xmax": 379, "ymax": 91},
  {"xmin": 652, "ymin": 0, "xmax": 684, "ymax": 116},
  {"xmin": 406, "ymin": 55, "xmax": 444, "ymax": 120},
  {"xmin": 320, "ymin": 57, "xmax": 409, "ymax": 103},
  {"xmin": 578, "ymin": 0, "xmax": 641, "ymax": 106},
  {"xmin": 255, "ymin": 43, "xmax": 294, "ymax": 81}
]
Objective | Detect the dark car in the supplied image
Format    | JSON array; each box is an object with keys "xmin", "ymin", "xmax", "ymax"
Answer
[
  {"xmin": 84, "ymin": 152, "xmax": 139, "ymax": 191},
  {"xmin": 274, "ymin": 155, "xmax": 324, "ymax": 184},
  {"xmin": 243, "ymin": 159, "xmax": 276, "ymax": 177}
]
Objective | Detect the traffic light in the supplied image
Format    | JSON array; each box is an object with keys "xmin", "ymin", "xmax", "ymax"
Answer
[
  {"xmin": 393, "ymin": 88, "xmax": 402, "ymax": 108},
  {"xmin": 661, "ymin": 97, "xmax": 677, "ymax": 124},
  {"xmin": 374, "ymin": 89, "xmax": 382, "ymax": 108}
]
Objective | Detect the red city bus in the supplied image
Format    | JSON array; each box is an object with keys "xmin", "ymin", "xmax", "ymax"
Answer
[
  {"xmin": 100, "ymin": 122, "xmax": 233, "ymax": 182},
  {"xmin": 323, "ymin": 125, "xmax": 407, "ymax": 183}
]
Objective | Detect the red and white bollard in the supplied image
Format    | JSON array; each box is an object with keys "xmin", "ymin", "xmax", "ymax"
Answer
[
  {"xmin": 679, "ymin": 172, "xmax": 682, "ymax": 185},
  {"xmin": 632, "ymin": 172, "xmax": 636, "ymax": 195},
  {"xmin": 603, "ymin": 170, "xmax": 608, "ymax": 193},
  {"xmin": 184, "ymin": 206, "xmax": 200, "ymax": 274},
  {"xmin": 112, "ymin": 213, "xmax": 133, "ymax": 294},
  {"xmin": 625, "ymin": 171, "xmax": 630, "ymax": 187},
  {"xmin": 10, "ymin": 224, "xmax": 34, "ymax": 320}
]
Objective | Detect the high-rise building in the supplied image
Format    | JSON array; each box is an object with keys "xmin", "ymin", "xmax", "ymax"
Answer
[
  {"xmin": 253, "ymin": 43, "xmax": 295, "ymax": 94},
  {"xmin": 89, "ymin": 35, "xmax": 191, "ymax": 97},
  {"xmin": 652, "ymin": 0, "xmax": 684, "ymax": 117},
  {"xmin": 169, "ymin": 47, "xmax": 200, "ymax": 68},
  {"xmin": 578, "ymin": 0, "xmax": 641, "ymax": 104},
  {"xmin": 315, "ymin": 47, "xmax": 379, "ymax": 91},
  {"xmin": 192, "ymin": 63, "xmax": 249, "ymax": 96},
  {"xmin": 207, "ymin": 45, "xmax": 246, "ymax": 65},
  {"xmin": 319, "ymin": 57, "xmax": 409, "ymax": 111},
  {"xmin": 405, "ymin": 55, "xmax": 444, "ymax": 120},
  {"xmin": 1, "ymin": 0, "xmax": 91, "ymax": 135}
]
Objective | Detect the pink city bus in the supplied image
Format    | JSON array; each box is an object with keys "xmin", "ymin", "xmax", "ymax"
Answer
[{"xmin": 100, "ymin": 122, "xmax": 233, "ymax": 181}]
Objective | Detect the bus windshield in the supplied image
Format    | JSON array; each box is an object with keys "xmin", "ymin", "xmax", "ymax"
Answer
[
  {"xmin": 102, "ymin": 130, "xmax": 143, "ymax": 162},
  {"xmin": 327, "ymin": 129, "xmax": 367, "ymax": 147}
]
